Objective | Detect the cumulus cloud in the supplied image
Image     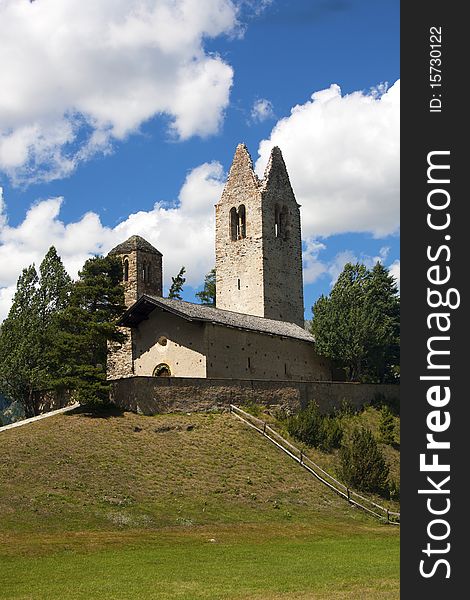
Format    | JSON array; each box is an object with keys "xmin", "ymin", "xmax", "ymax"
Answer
[
  {"xmin": 389, "ymin": 259, "xmax": 400, "ymax": 289},
  {"xmin": 256, "ymin": 80, "xmax": 400, "ymax": 238},
  {"xmin": 251, "ymin": 98, "xmax": 275, "ymax": 123},
  {"xmin": 303, "ymin": 240, "xmax": 396, "ymax": 287},
  {"xmin": 0, "ymin": 162, "xmax": 224, "ymax": 320},
  {"xmin": 0, "ymin": 0, "xmax": 238, "ymax": 183}
]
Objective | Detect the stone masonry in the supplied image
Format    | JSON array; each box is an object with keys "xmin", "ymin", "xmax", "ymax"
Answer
[
  {"xmin": 215, "ymin": 144, "xmax": 304, "ymax": 327},
  {"xmin": 107, "ymin": 235, "xmax": 163, "ymax": 379}
]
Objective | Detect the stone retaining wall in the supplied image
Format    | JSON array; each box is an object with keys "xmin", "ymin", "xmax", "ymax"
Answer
[{"xmin": 109, "ymin": 376, "xmax": 399, "ymax": 415}]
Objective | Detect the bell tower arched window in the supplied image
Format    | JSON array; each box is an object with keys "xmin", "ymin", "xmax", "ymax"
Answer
[
  {"xmin": 230, "ymin": 207, "xmax": 238, "ymax": 241},
  {"xmin": 274, "ymin": 205, "xmax": 288, "ymax": 240},
  {"xmin": 238, "ymin": 205, "xmax": 246, "ymax": 239},
  {"xmin": 123, "ymin": 258, "xmax": 129, "ymax": 282},
  {"xmin": 229, "ymin": 205, "xmax": 247, "ymax": 241}
]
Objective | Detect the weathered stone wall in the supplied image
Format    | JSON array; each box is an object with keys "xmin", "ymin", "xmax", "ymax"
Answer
[
  {"xmin": 205, "ymin": 323, "xmax": 330, "ymax": 381},
  {"xmin": 118, "ymin": 250, "xmax": 162, "ymax": 308},
  {"xmin": 259, "ymin": 148, "xmax": 304, "ymax": 326},
  {"xmin": 110, "ymin": 376, "xmax": 399, "ymax": 416},
  {"xmin": 215, "ymin": 144, "xmax": 265, "ymax": 317},
  {"xmin": 107, "ymin": 328, "xmax": 134, "ymax": 380},
  {"xmin": 215, "ymin": 145, "xmax": 304, "ymax": 327}
]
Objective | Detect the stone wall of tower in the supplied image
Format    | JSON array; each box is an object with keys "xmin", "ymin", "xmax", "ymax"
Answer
[
  {"xmin": 215, "ymin": 144, "xmax": 265, "ymax": 317},
  {"xmin": 215, "ymin": 144, "xmax": 305, "ymax": 327},
  {"xmin": 121, "ymin": 250, "xmax": 162, "ymax": 308},
  {"xmin": 260, "ymin": 148, "xmax": 304, "ymax": 326},
  {"xmin": 107, "ymin": 238, "xmax": 163, "ymax": 380}
]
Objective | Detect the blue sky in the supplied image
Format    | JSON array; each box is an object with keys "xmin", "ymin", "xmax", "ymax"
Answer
[{"xmin": 0, "ymin": 0, "xmax": 399, "ymax": 321}]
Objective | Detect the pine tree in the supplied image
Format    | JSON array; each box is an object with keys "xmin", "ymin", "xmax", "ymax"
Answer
[
  {"xmin": 196, "ymin": 268, "xmax": 216, "ymax": 306},
  {"xmin": 363, "ymin": 262, "xmax": 400, "ymax": 382},
  {"xmin": 168, "ymin": 266, "xmax": 186, "ymax": 300},
  {"xmin": 38, "ymin": 246, "xmax": 72, "ymax": 320},
  {"xmin": 378, "ymin": 405, "xmax": 396, "ymax": 445},
  {"xmin": 52, "ymin": 255, "xmax": 125, "ymax": 404},
  {"xmin": 310, "ymin": 262, "xmax": 400, "ymax": 382},
  {"xmin": 0, "ymin": 265, "xmax": 44, "ymax": 416},
  {"xmin": 339, "ymin": 427, "xmax": 390, "ymax": 494}
]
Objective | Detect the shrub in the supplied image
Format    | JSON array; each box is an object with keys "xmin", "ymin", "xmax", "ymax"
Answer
[
  {"xmin": 388, "ymin": 478, "xmax": 400, "ymax": 501},
  {"xmin": 285, "ymin": 403, "xmax": 343, "ymax": 452},
  {"xmin": 241, "ymin": 401, "xmax": 263, "ymax": 418},
  {"xmin": 378, "ymin": 405, "xmax": 396, "ymax": 445},
  {"xmin": 339, "ymin": 427, "xmax": 389, "ymax": 494}
]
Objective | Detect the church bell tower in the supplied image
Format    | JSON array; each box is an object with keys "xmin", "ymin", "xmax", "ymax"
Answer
[
  {"xmin": 215, "ymin": 144, "xmax": 304, "ymax": 327},
  {"xmin": 108, "ymin": 235, "xmax": 163, "ymax": 307}
]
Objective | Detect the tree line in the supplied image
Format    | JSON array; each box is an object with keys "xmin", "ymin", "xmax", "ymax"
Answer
[{"xmin": 0, "ymin": 249, "xmax": 125, "ymax": 417}]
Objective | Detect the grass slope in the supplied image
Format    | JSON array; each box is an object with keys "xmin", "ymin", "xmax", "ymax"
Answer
[{"xmin": 0, "ymin": 408, "xmax": 399, "ymax": 599}]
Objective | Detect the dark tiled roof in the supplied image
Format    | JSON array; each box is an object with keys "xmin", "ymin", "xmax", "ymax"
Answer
[
  {"xmin": 108, "ymin": 235, "xmax": 162, "ymax": 256},
  {"xmin": 120, "ymin": 295, "xmax": 314, "ymax": 343}
]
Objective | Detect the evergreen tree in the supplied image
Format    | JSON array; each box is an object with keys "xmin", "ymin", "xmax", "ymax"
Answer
[
  {"xmin": 38, "ymin": 246, "xmax": 72, "ymax": 320},
  {"xmin": 0, "ymin": 265, "xmax": 44, "ymax": 417},
  {"xmin": 196, "ymin": 268, "xmax": 216, "ymax": 306},
  {"xmin": 339, "ymin": 427, "xmax": 390, "ymax": 495},
  {"xmin": 310, "ymin": 262, "xmax": 400, "ymax": 382},
  {"xmin": 168, "ymin": 266, "xmax": 186, "ymax": 300},
  {"xmin": 52, "ymin": 255, "xmax": 125, "ymax": 404},
  {"xmin": 378, "ymin": 405, "xmax": 396, "ymax": 445},
  {"xmin": 363, "ymin": 263, "xmax": 400, "ymax": 382}
]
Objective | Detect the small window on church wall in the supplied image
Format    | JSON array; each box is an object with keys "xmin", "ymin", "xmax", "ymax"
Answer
[
  {"xmin": 275, "ymin": 205, "xmax": 288, "ymax": 239},
  {"xmin": 230, "ymin": 207, "xmax": 238, "ymax": 241},
  {"xmin": 238, "ymin": 205, "xmax": 246, "ymax": 239},
  {"xmin": 237, "ymin": 278, "xmax": 241, "ymax": 290},
  {"xmin": 142, "ymin": 261, "xmax": 147, "ymax": 282},
  {"xmin": 274, "ymin": 205, "xmax": 280, "ymax": 237},
  {"xmin": 123, "ymin": 258, "xmax": 129, "ymax": 282}
]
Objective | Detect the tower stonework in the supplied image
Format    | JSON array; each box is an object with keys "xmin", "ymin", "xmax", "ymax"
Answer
[
  {"xmin": 215, "ymin": 144, "xmax": 305, "ymax": 327},
  {"xmin": 108, "ymin": 235, "xmax": 163, "ymax": 308},
  {"xmin": 107, "ymin": 235, "xmax": 163, "ymax": 379}
]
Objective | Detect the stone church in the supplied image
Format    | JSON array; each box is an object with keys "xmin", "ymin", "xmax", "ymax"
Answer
[{"xmin": 107, "ymin": 144, "xmax": 331, "ymax": 382}]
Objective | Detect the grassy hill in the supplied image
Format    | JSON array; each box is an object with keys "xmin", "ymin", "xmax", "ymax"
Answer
[{"xmin": 0, "ymin": 407, "xmax": 399, "ymax": 599}]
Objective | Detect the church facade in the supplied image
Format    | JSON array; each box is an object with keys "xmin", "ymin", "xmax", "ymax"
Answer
[{"xmin": 107, "ymin": 144, "xmax": 331, "ymax": 383}]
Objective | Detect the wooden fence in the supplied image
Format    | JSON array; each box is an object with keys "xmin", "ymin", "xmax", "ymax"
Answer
[{"xmin": 229, "ymin": 404, "xmax": 400, "ymax": 525}]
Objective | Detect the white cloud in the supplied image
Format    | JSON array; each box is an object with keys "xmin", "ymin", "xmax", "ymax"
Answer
[
  {"xmin": 251, "ymin": 98, "xmax": 275, "ymax": 123},
  {"xmin": 389, "ymin": 259, "xmax": 400, "ymax": 289},
  {"xmin": 0, "ymin": 0, "xmax": 238, "ymax": 183},
  {"xmin": 0, "ymin": 163, "xmax": 224, "ymax": 320},
  {"xmin": 256, "ymin": 80, "xmax": 400, "ymax": 238},
  {"xmin": 303, "ymin": 238, "xmax": 396, "ymax": 287}
]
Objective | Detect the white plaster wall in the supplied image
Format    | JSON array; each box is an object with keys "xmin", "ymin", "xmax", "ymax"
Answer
[{"xmin": 132, "ymin": 310, "xmax": 207, "ymax": 378}]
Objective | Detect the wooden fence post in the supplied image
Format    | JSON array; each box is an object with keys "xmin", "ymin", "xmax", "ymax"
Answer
[
  {"xmin": 347, "ymin": 488, "xmax": 350, "ymax": 502},
  {"xmin": 263, "ymin": 422, "xmax": 266, "ymax": 435},
  {"xmin": 300, "ymin": 450, "xmax": 303, "ymax": 464}
]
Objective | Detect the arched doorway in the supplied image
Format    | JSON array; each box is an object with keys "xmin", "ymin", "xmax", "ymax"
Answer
[{"xmin": 153, "ymin": 363, "xmax": 171, "ymax": 377}]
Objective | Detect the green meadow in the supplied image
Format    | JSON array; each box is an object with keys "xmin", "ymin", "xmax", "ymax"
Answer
[{"xmin": 0, "ymin": 408, "xmax": 399, "ymax": 599}]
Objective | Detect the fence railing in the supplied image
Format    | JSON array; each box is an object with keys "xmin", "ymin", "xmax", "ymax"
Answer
[{"xmin": 229, "ymin": 404, "xmax": 400, "ymax": 525}]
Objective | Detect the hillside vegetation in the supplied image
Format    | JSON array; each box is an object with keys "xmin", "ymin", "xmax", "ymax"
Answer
[{"xmin": 0, "ymin": 407, "xmax": 399, "ymax": 599}]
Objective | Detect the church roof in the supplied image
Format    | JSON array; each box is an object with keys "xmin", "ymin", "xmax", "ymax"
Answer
[
  {"xmin": 119, "ymin": 295, "xmax": 315, "ymax": 343},
  {"xmin": 108, "ymin": 235, "xmax": 162, "ymax": 256}
]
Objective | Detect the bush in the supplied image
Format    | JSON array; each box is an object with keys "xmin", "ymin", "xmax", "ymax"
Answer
[
  {"xmin": 285, "ymin": 403, "xmax": 343, "ymax": 452},
  {"xmin": 339, "ymin": 427, "xmax": 389, "ymax": 494},
  {"xmin": 388, "ymin": 478, "xmax": 400, "ymax": 501},
  {"xmin": 378, "ymin": 405, "xmax": 396, "ymax": 445},
  {"xmin": 241, "ymin": 401, "xmax": 263, "ymax": 418}
]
